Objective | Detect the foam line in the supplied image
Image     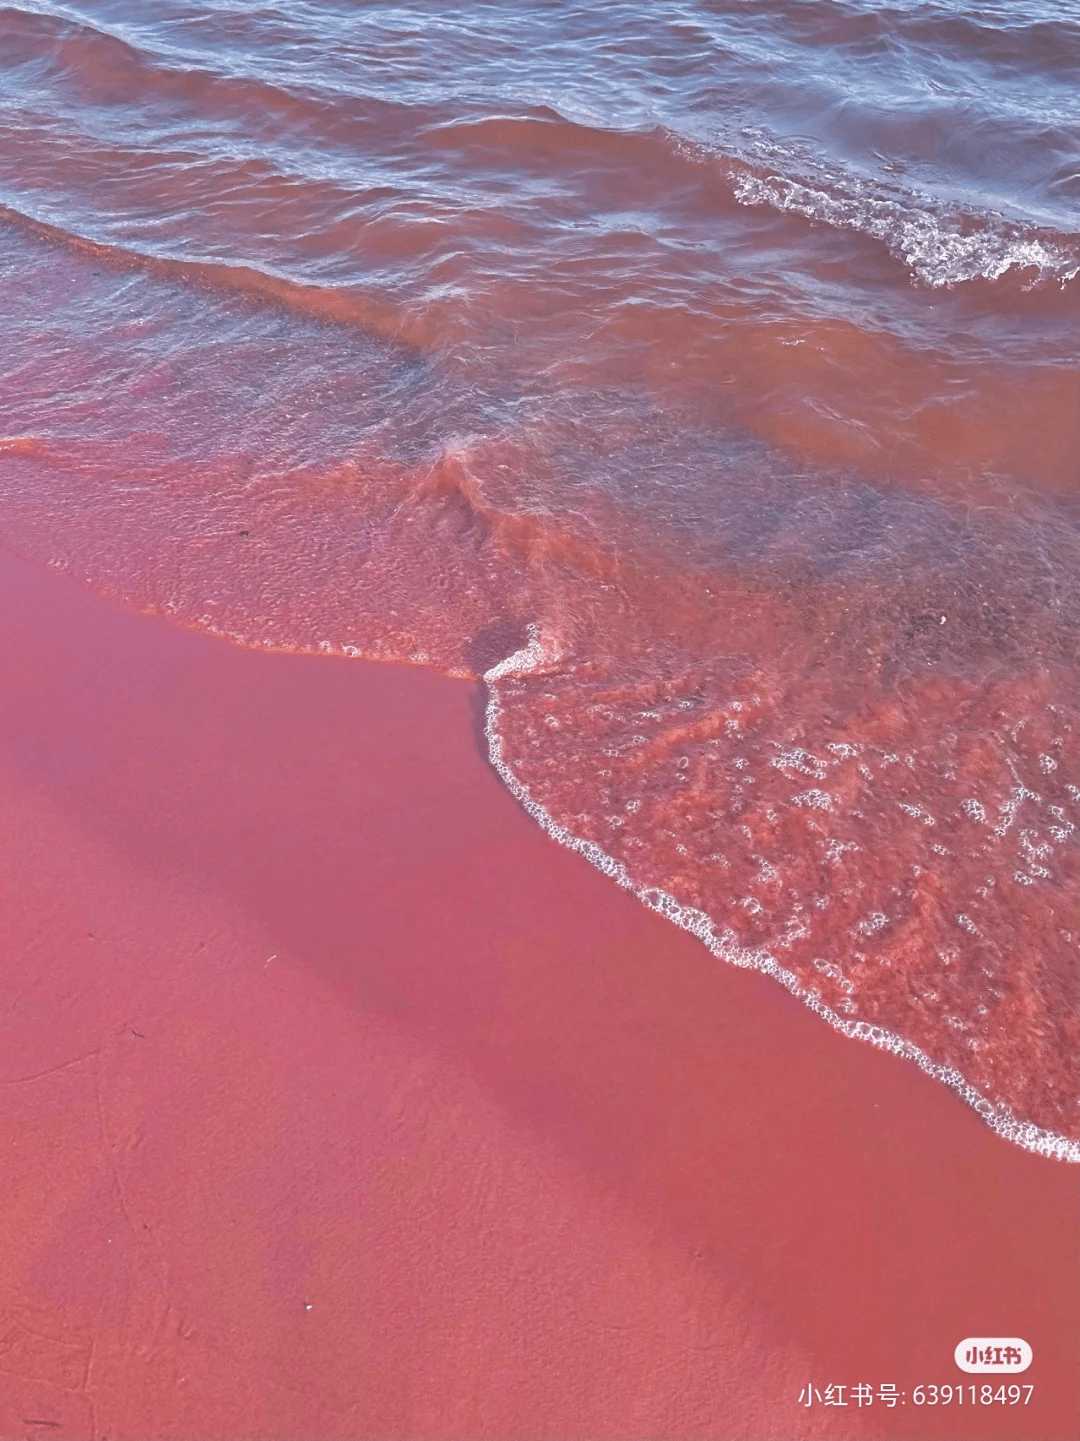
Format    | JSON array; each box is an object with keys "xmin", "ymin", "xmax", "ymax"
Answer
[{"xmin": 484, "ymin": 629, "xmax": 1080, "ymax": 1164}]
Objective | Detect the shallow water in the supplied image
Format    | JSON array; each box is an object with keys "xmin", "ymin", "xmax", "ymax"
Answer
[{"xmin": 0, "ymin": 0, "xmax": 1076, "ymax": 1148}]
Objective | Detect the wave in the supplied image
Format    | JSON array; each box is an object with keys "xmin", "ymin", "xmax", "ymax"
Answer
[
  {"xmin": 10, "ymin": 397, "xmax": 1073, "ymax": 1152},
  {"xmin": 724, "ymin": 0, "xmax": 1080, "ymax": 81},
  {"xmin": 731, "ymin": 168, "xmax": 1080, "ymax": 289},
  {"xmin": 0, "ymin": 3, "xmax": 423, "ymax": 141},
  {"xmin": 484, "ymin": 628, "xmax": 1080, "ymax": 1164},
  {"xmin": 0, "ymin": 197, "xmax": 413, "ymax": 340}
]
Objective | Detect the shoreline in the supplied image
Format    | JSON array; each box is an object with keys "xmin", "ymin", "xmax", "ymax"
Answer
[
  {"xmin": 1, "ymin": 548, "xmax": 1076, "ymax": 1440},
  {"xmin": 484, "ymin": 631, "xmax": 1079, "ymax": 1164}
]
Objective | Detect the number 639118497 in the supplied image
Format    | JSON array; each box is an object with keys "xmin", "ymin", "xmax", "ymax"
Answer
[{"xmin": 914, "ymin": 1384, "xmax": 1033, "ymax": 1404}]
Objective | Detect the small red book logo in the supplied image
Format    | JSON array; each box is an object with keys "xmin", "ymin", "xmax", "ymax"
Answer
[{"xmin": 955, "ymin": 1339, "xmax": 1032, "ymax": 1373}]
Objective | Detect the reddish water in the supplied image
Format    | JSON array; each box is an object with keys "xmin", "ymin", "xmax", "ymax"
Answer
[{"xmin": 0, "ymin": 0, "xmax": 1076, "ymax": 1150}]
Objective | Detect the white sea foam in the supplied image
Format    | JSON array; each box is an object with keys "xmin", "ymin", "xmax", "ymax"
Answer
[
  {"xmin": 484, "ymin": 628, "xmax": 1079, "ymax": 1164},
  {"xmin": 733, "ymin": 172, "xmax": 1080, "ymax": 289},
  {"xmin": 792, "ymin": 788, "xmax": 833, "ymax": 811}
]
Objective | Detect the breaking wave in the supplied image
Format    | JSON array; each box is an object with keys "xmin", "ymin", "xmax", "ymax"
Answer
[{"xmin": 733, "ymin": 170, "xmax": 1080, "ymax": 289}]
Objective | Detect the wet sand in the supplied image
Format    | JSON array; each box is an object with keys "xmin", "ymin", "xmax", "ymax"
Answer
[{"xmin": 0, "ymin": 548, "xmax": 1076, "ymax": 1441}]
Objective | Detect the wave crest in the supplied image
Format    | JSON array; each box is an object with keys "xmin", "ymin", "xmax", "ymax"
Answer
[{"xmin": 733, "ymin": 169, "xmax": 1080, "ymax": 288}]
